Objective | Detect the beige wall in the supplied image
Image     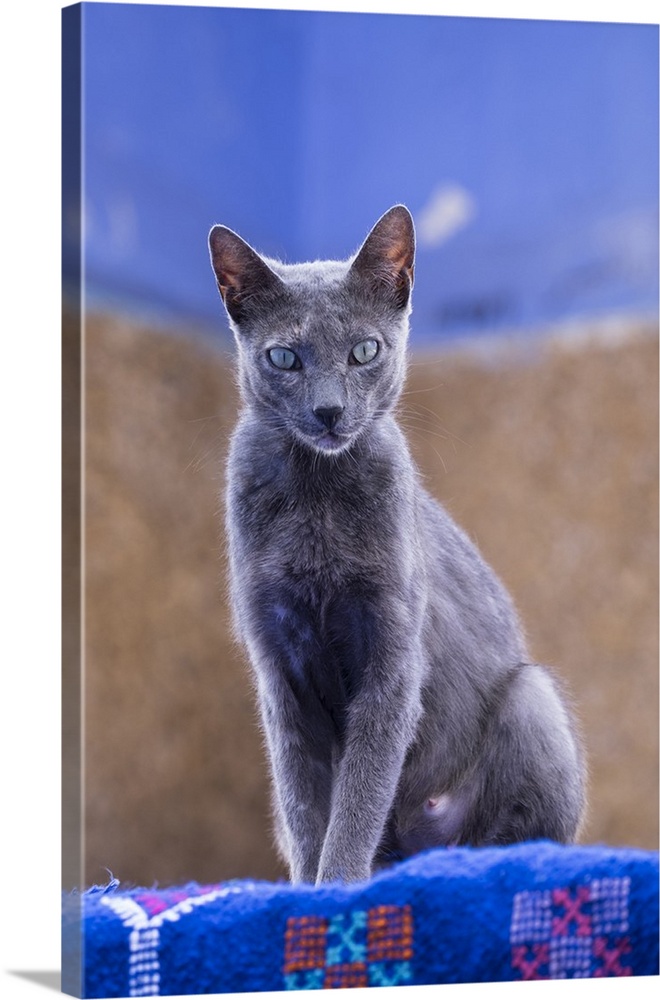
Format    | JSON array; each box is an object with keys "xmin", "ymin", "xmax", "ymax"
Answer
[{"xmin": 64, "ymin": 311, "xmax": 658, "ymax": 888}]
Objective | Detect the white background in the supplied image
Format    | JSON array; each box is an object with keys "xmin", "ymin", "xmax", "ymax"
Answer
[{"xmin": 0, "ymin": 1, "xmax": 657, "ymax": 998}]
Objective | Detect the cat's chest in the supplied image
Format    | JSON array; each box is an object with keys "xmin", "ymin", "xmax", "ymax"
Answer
[{"xmin": 231, "ymin": 457, "xmax": 394, "ymax": 583}]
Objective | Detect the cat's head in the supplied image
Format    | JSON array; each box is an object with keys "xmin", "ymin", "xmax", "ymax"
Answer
[{"xmin": 208, "ymin": 205, "xmax": 415, "ymax": 455}]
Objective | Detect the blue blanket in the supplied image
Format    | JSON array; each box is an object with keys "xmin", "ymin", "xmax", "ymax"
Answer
[{"xmin": 63, "ymin": 841, "xmax": 658, "ymax": 997}]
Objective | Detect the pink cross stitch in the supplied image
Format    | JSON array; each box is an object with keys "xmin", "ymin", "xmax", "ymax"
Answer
[
  {"xmin": 551, "ymin": 886, "xmax": 592, "ymax": 937},
  {"xmin": 512, "ymin": 943, "xmax": 550, "ymax": 980},
  {"xmin": 593, "ymin": 937, "xmax": 632, "ymax": 977}
]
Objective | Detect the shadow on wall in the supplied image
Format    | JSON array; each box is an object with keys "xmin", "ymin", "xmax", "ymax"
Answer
[{"xmin": 63, "ymin": 308, "xmax": 658, "ymax": 888}]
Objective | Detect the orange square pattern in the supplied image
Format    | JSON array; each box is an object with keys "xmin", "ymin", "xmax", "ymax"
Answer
[
  {"xmin": 283, "ymin": 915, "xmax": 329, "ymax": 973},
  {"xmin": 324, "ymin": 961, "xmax": 369, "ymax": 988},
  {"xmin": 367, "ymin": 904, "xmax": 414, "ymax": 962}
]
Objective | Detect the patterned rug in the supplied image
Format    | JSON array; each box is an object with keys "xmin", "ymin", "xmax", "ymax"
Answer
[{"xmin": 62, "ymin": 840, "xmax": 659, "ymax": 997}]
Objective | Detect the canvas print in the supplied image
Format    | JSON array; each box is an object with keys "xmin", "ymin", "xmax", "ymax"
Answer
[{"xmin": 62, "ymin": 2, "xmax": 659, "ymax": 996}]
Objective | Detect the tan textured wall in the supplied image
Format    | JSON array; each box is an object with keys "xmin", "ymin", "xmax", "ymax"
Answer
[{"xmin": 66, "ymin": 310, "xmax": 658, "ymax": 888}]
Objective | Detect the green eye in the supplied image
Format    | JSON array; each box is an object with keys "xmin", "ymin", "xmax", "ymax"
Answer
[
  {"xmin": 351, "ymin": 339, "xmax": 379, "ymax": 365},
  {"xmin": 268, "ymin": 347, "xmax": 300, "ymax": 370}
]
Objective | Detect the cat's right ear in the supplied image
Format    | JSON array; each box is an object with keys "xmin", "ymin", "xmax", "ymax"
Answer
[
  {"xmin": 208, "ymin": 225, "xmax": 283, "ymax": 324},
  {"xmin": 349, "ymin": 205, "xmax": 416, "ymax": 310}
]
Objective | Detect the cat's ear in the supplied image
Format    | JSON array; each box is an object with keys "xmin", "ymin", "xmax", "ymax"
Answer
[
  {"xmin": 349, "ymin": 205, "xmax": 415, "ymax": 309},
  {"xmin": 208, "ymin": 225, "xmax": 284, "ymax": 324}
]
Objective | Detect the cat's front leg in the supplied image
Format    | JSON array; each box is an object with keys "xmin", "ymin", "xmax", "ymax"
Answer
[
  {"xmin": 316, "ymin": 660, "xmax": 422, "ymax": 885},
  {"xmin": 258, "ymin": 675, "xmax": 332, "ymax": 884}
]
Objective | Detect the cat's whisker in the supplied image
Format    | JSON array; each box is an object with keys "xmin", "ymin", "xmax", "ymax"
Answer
[
  {"xmin": 406, "ymin": 405, "xmax": 463, "ymax": 437},
  {"xmin": 412, "ymin": 436, "xmax": 449, "ymax": 476},
  {"xmin": 395, "ymin": 414, "xmax": 453, "ymax": 445},
  {"xmin": 188, "ymin": 412, "xmax": 225, "ymax": 423},
  {"xmin": 397, "ymin": 409, "xmax": 449, "ymax": 431},
  {"xmin": 185, "ymin": 412, "xmax": 227, "ymax": 455},
  {"xmin": 184, "ymin": 428, "xmax": 227, "ymax": 475},
  {"xmin": 396, "ymin": 416, "xmax": 466, "ymax": 457},
  {"xmin": 345, "ymin": 445, "xmax": 361, "ymax": 472},
  {"xmin": 399, "ymin": 403, "xmax": 469, "ymax": 449},
  {"xmin": 399, "ymin": 381, "xmax": 446, "ymax": 395}
]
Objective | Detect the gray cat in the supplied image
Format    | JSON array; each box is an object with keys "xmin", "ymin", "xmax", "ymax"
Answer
[{"xmin": 208, "ymin": 205, "xmax": 586, "ymax": 886}]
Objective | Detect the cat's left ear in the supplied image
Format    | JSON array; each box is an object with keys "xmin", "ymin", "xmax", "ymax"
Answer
[
  {"xmin": 349, "ymin": 205, "xmax": 415, "ymax": 309},
  {"xmin": 208, "ymin": 224, "xmax": 284, "ymax": 324}
]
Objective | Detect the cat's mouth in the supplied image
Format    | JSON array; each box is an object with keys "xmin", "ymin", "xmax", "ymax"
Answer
[
  {"xmin": 292, "ymin": 424, "xmax": 355, "ymax": 455},
  {"xmin": 315, "ymin": 430, "xmax": 350, "ymax": 453}
]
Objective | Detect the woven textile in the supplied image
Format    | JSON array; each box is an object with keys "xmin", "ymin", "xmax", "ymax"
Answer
[{"xmin": 62, "ymin": 841, "xmax": 659, "ymax": 997}]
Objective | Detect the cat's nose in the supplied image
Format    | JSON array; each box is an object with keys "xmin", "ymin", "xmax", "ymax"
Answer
[{"xmin": 313, "ymin": 405, "xmax": 344, "ymax": 430}]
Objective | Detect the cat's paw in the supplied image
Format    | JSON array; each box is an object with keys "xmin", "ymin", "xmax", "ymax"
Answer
[
  {"xmin": 315, "ymin": 860, "xmax": 372, "ymax": 885},
  {"xmin": 290, "ymin": 865, "xmax": 319, "ymax": 885}
]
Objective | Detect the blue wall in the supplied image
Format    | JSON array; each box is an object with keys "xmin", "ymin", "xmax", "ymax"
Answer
[{"xmin": 65, "ymin": 3, "xmax": 659, "ymax": 344}]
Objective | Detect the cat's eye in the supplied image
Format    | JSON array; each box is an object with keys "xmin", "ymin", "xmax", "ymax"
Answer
[
  {"xmin": 350, "ymin": 339, "xmax": 379, "ymax": 365},
  {"xmin": 268, "ymin": 347, "xmax": 301, "ymax": 370}
]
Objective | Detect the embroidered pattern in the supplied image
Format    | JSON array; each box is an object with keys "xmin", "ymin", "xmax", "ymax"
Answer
[
  {"xmin": 284, "ymin": 916, "xmax": 329, "ymax": 974},
  {"xmin": 283, "ymin": 905, "xmax": 413, "ymax": 989},
  {"xmin": 101, "ymin": 884, "xmax": 245, "ymax": 996},
  {"xmin": 511, "ymin": 877, "xmax": 632, "ymax": 980}
]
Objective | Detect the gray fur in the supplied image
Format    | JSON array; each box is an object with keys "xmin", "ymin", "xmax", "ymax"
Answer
[{"xmin": 208, "ymin": 205, "xmax": 586, "ymax": 885}]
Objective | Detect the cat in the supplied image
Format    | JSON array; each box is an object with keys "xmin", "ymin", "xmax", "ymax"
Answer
[{"xmin": 208, "ymin": 205, "xmax": 586, "ymax": 885}]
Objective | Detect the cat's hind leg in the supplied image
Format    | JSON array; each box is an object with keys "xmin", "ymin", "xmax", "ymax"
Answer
[
  {"xmin": 473, "ymin": 664, "xmax": 586, "ymax": 844},
  {"xmin": 459, "ymin": 663, "xmax": 586, "ymax": 846},
  {"xmin": 396, "ymin": 663, "xmax": 585, "ymax": 855}
]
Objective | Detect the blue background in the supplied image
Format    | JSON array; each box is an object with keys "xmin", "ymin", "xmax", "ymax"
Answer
[{"xmin": 65, "ymin": 3, "xmax": 659, "ymax": 344}]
